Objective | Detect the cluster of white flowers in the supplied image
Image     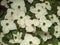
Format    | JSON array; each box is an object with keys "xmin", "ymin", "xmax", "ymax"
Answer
[{"xmin": 0, "ymin": 0, "xmax": 60, "ymax": 45}]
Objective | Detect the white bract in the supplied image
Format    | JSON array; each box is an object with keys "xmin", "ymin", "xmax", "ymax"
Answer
[
  {"xmin": 20, "ymin": 34, "xmax": 40, "ymax": 45},
  {"xmin": 1, "ymin": 19, "xmax": 17, "ymax": 34},
  {"xmin": 30, "ymin": 3, "xmax": 48, "ymax": 16},
  {"xmin": 5, "ymin": 9, "xmax": 15, "ymax": 20},
  {"xmin": 9, "ymin": 32, "xmax": 22, "ymax": 43},
  {"xmin": 25, "ymin": 19, "xmax": 39, "ymax": 32},
  {"xmin": 49, "ymin": 14, "xmax": 59, "ymax": 24},
  {"xmin": 17, "ymin": 11, "xmax": 26, "ymax": 28},
  {"xmin": 28, "ymin": 0, "xmax": 33, "ymax": 3},
  {"xmin": 38, "ymin": 16, "xmax": 52, "ymax": 32},
  {"xmin": 57, "ymin": 6, "xmax": 60, "ymax": 16}
]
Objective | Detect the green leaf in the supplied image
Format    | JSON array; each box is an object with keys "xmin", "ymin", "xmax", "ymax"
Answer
[
  {"xmin": 52, "ymin": 38, "xmax": 58, "ymax": 45},
  {"xmin": 2, "ymin": 37, "xmax": 9, "ymax": 44},
  {"xmin": 48, "ymin": 26, "xmax": 55, "ymax": 35},
  {"xmin": 26, "ymin": 11, "xmax": 36, "ymax": 19}
]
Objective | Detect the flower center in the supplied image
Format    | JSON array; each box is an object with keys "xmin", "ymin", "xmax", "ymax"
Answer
[
  {"xmin": 51, "ymin": 16, "xmax": 53, "ymax": 19},
  {"xmin": 29, "ymin": 41, "xmax": 33, "ymax": 44},
  {"xmin": 38, "ymin": 9, "xmax": 40, "ymax": 12},
  {"xmin": 11, "ymin": 12, "xmax": 14, "ymax": 15},
  {"xmin": 44, "ymin": 33, "xmax": 47, "ymax": 36},
  {"xmin": 14, "ymin": 36, "xmax": 17, "ymax": 39},
  {"xmin": 43, "ymin": 22, "xmax": 46, "ymax": 26},
  {"xmin": 45, "ymin": 3, "xmax": 48, "ymax": 5},
  {"xmin": 6, "ymin": 23, "xmax": 9, "ymax": 26},
  {"xmin": 18, "ymin": 6, "xmax": 20, "ymax": 9},
  {"xmin": 31, "ymin": 24, "xmax": 34, "ymax": 27},
  {"xmin": 56, "ymin": 31, "xmax": 58, "ymax": 33},
  {"xmin": 20, "ymin": 16, "xmax": 23, "ymax": 19}
]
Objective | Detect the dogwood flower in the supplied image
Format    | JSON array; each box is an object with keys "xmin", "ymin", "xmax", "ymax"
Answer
[
  {"xmin": 49, "ymin": 14, "xmax": 59, "ymax": 24},
  {"xmin": 5, "ymin": 9, "xmax": 15, "ymax": 20},
  {"xmin": 44, "ymin": 1, "xmax": 51, "ymax": 10},
  {"xmin": 38, "ymin": 16, "xmax": 52, "ymax": 32},
  {"xmin": 54, "ymin": 23, "xmax": 60, "ymax": 38},
  {"xmin": 20, "ymin": 34, "xmax": 40, "ymax": 45},
  {"xmin": 40, "ymin": 32, "xmax": 52, "ymax": 41},
  {"xmin": 25, "ymin": 19, "xmax": 39, "ymax": 32},
  {"xmin": 17, "ymin": 11, "xmax": 26, "ymax": 28},
  {"xmin": 9, "ymin": 32, "xmax": 22, "ymax": 43},
  {"xmin": 1, "ymin": 19, "xmax": 17, "ymax": 34},
  {"xmin": 30, "ymin": 3, "xmax": 48, "ymax": 16},
  {"xmin": 11, "ymin": 0, "xmax": 26, "ymax": 12}
]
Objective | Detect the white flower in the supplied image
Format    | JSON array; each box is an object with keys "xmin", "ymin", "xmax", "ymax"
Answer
[
  {"xmin": 40, "ymin": 32, "xmax": 52, "ymax": 41},
  {"xmin": 1, "ymin": 0, "xmax": 10, "ymax": 8},
  {"xmin": 5, "ymin": 9, "xmax": 15, "ymax": 20},
  {"xmin": 28, "ymin": 0, "xmax": 33, "ymax": 3},
  {"xmin": 49, "ymin": 14, "xmax": 59, "ymax": 24},
  {"xmin": 30, "ymin": 3, "xmax": 48, "ymax": 16},
  {"xmin": 54, "ymin": 23, "xmax": 60, "ymax": 38},
  {"xmin": 25, "ymin": 19, "xmax": 39, "ymax": 32},
  {"xmin": 38, "ymin": 16, "xmax": 52, "ymax": 32},
  {"xmin": 44, "ymin": 1, "xmax": 51, "ymax": 10},
  {"xmin": 11, "ymin": 0, "xmax": 26, "ymax": 12},
  {"xmin": 17, "ymin": 11, "xmax": 26, "ymax": 28},
  {"xmin": 5, "ymin": 9, "xmax": 26, "ymax": 21},
  {"xmin": 1, "ymin": 19, "xmax": 17, "ymax": 34},
  {"xmin": 20, "ymin": 34, "xmax": 40, "ymax": 45},
  {"xmin": 9, "ymin": 32, "xmax": 22, "ymax": 43},
  {"xmin": 57, "ymin": 6, "xmax": 60, "ymax": 16},
  {"xmin": 25, "ymin": 19, "xmax": 39, "ymax": 27}
]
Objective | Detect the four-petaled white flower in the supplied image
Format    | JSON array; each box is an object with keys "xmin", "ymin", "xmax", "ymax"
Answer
[
  {"xmin": 25, "ymin": 19, "xmax": 39, "ymax": 32},
  {"xmin": 9, "ymin": 32, "xmax": 22, "ymax": 43},
  {"xmin": 40, "ymin": 32, "xmax": 52, "ymax": 41},
  {"xmin": 30, "ymin": 3, "xmax": 48, "ymax": 17},
  {"xmin": 38, "ymin": 16, "xmax": 52, "ymax": 32},
  {"xmin": 20, "ymin": 34, "xmax": 40, "ymax": 45},
  {"xmin": 1, "ymin": 19, "xmax": 17, "ymax": 34},
  {"xmin": 54, "ymin": 22, "xmax": 60, "ymax": 38},
  {"xmin": 11, "ymin": 0, "xmax": 26, "ymax": 12}
]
